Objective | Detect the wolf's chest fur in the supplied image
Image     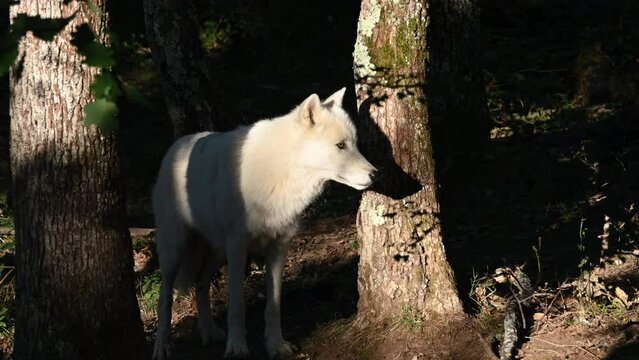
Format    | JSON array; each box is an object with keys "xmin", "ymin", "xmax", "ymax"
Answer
[{"xmin": 242, "ymin": 172, "xmax": 325, "ymax": 247}]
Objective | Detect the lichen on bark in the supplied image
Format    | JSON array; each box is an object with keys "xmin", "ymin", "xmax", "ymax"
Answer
[{"xmin": 353, "ymin": 0, "xmax": 381, "ymax": 82}]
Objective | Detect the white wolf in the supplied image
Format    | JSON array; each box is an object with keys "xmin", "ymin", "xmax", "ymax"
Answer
[{"xmin": 151, "ymin": 88, "xmax": 377, "ymax": 359}]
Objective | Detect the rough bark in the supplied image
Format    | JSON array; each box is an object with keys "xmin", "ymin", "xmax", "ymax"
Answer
[
  {"xmin": 354, "ymin": 0, "xmax": 484, "ymax": 324},
  {"xmin": 143, "ymin": 0, "xmax": 228, "ymax": 137},
  {"xmin": 10, "ymin": 1, "xmax": 145, "ymax": 359}
]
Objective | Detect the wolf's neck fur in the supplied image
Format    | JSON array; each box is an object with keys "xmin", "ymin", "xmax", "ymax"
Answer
[{"xmin": 240, "ymin": 113, "xmax": 324, "ymax": 237}]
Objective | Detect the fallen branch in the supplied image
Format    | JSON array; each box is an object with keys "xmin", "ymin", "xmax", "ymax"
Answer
[{"xmin": 497, "ymin": 267, "xmax": 533, "ymax": 360}]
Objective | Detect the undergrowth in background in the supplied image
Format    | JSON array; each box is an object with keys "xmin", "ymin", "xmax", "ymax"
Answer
[
  {"xmin": 138, "ymin": 269, "xmax": 162, "ymax": 321},
  {"xmin": 200, "ymin": 18, "xmax": 233, "ymax": 52},
  {"xmin": 0, "ymin": 193, "xmax": 12, "ymax": 229}
]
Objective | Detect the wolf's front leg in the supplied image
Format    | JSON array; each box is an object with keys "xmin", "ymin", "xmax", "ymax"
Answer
[
  {"xmin": 264, "ymin": 241, "xmax": 298, "ymax": 359},
  {"xmin": 225, "ymin": 235, "xmax": 250, "ymax": 358}
]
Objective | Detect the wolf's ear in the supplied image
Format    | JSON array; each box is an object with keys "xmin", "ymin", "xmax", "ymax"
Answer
[
  {"xmin": 300, "ymin": 93, "xmax": 321, "ymax": 127},
  {"xmin": 323, "ymin": 87, "xmax": 346, "ymax": 108}
]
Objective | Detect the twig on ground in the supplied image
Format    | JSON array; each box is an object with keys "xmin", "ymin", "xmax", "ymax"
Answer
[
  {"xmin": 0, "ymin": 267, "xmax": 14, "ymax": 287},
  {"xmin": 528, "ymin": 337, "xmax": 601, "ymax": 359},
  {"xmin": 535, "ymin": 347, "xmax": 564, "ymax": 357},
  {"xmin": 533, "ymin": 280, "xmax": 568, "ymax": 333}
]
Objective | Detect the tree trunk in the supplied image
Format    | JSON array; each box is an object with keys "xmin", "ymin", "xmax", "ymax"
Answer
[
  {"xmin": 427, "ymin": 0, "xmax": 488, "ymax": 194},
  {"xmin": 143, "ymin": 0, "xmax": 229, "ymax": 137},
  {"xmin": 354, "ymin": 0, "xmax": 484, "ymax": 324},
  {"xmin": 10, "ymin": 1, "xmax": 145, "ymax": 359}
]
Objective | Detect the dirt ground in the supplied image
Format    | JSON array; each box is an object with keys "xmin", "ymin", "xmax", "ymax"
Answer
[{"xmin": 133, "ymin": 215, "xmax": 639, "ymax": 360}]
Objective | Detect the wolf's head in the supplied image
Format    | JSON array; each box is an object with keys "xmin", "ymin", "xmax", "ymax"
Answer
[{"xmin": 294, "ymin": 88, "xmax": 377, "ymax": 190}]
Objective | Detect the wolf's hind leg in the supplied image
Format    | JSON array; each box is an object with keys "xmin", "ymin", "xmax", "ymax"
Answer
[
  {"xmin": 153, "ymin": 224, "xmax": 187, "ymax": 360},
  {"xmin": 196, "ymin": 248, "xmax": 226, "ymax": 346},
  {"xmin": 224, "ymin": 231, "xmax": 250, "ymax": 358}
]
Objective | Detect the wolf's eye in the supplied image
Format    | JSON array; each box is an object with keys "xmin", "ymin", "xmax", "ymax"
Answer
[{"xmin": 336, "ymin": 141, "xmax": 346, "ymax": 150}]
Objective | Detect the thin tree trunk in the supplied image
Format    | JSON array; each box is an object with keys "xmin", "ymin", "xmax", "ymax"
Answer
[
  {"xmin": 10, "ymin": 1, "xmax": 145, "ymax": 359},
  {"xmin": 143, "ymin": 0, "xmax": 229, "ymax": 137},
  {"xmin": 354, "ymin": 0, "xmax": 480, "ymax": 324}
]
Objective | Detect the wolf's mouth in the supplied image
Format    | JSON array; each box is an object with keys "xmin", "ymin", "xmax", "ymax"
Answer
[
  {"xmin": 348, "ymin": 180, "xmax": 373, "ymax": 190},
  {"xmin": 354, "ymin": 182, "xmax": 373, "ymax": 190},
  {"xmin": 334, "ymin": 175, "xmax": 372, "ymax": 190}
]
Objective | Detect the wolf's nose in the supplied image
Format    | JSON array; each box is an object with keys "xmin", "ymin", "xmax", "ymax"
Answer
[{"xmin": 369, "ymin": 169, "xmax": 379, "ymax": 182}]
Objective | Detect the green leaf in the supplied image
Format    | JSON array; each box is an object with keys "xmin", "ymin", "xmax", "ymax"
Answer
[
  {"xmin": 71, "ymin": 23, "xmax": 115, "ymax": 68},
  {"xmin": 0, "ymin": 44, "xmax": 19, "ymax": 78},
  {"xmin": 80, "ymin": 41, "xmax": 115, "ymax": 68},
  {"xmin": 84, "ymin": 98, "xmax": 118, "ymax": 133},
  {"xmin": 122, "ymin": 82, "xmax": 152, "ymax": 108},
  {"xmin": 91, "ymin": 72, "xmax": 122, "ymax": 101}
]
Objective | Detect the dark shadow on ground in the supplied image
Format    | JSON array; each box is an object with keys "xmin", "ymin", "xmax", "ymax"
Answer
[
  {"xmin": 167, "ymin": 239, "xmax": 360, "ymax": 359},
  {"xmin": 602, "ymin": 322, "xmax": 639, "ymax": 360}
]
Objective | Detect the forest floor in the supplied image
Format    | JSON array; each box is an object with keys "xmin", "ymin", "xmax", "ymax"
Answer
[
  {"xmin": 130, "ymin": 216, "xmax": 639, "ymax": 360},
  {"xmin": 2, "ymin": 0, "xmax": 639, "ymax": 359}
]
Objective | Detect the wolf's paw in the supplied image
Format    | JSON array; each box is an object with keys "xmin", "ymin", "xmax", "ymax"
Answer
[
  {"xmin": 152, "ymin": 340, "xmax": 172, "ymax": 360},
  {"xmin": 266, "ymin": 337, "xmax": 298, "ymax": 359},
  {"xmin": 200, "ymin": 322, "xmax": 226, "ymax": 346},
  {"xmin": 224, "ymin": 338, "xmax": 250, "ymax": 358}
]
